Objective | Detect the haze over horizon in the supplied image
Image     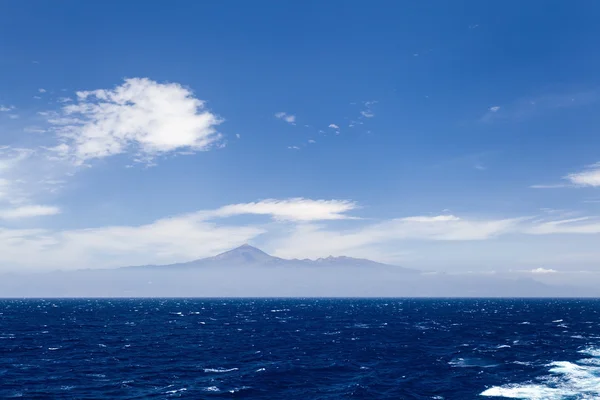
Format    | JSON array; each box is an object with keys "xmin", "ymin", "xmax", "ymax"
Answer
[{"xmin": 2, "ymin": 1, "xmax": 600, "ymax": 292}]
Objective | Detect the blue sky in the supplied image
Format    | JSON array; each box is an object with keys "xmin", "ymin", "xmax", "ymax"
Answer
[{"xmin": 1, "ymin": 1, "xmax": 600, "ymax": 273}]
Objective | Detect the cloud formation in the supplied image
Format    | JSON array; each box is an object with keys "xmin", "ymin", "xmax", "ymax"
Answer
[
  {"xmin": 274, "ymin": 112, "xmax": 296, "ymax": 124},
  {"xmin": 48, "ymin": 78, "xmax": 223, "ymax": 165},
  {"xmin": 2, "ymin": 197, "xmax": 600, "ymax": 271},
  {"xmin": 207, "ymin": 198, "xmax": 358, "ymax": 221},
  {"xmin": 565, "ymin": 163, "xmax": 600, "ymax": 187},
  {"xmin": 0, "ymin": 205, "xmax": 60, "ymax": 219}
]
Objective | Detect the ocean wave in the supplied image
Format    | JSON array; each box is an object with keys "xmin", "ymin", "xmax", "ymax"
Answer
[{"xmin": 481, "ymin": 347, "xmax": 600, "ymax": 399}]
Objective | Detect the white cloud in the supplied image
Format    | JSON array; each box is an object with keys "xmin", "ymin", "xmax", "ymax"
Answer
[
  {"xmin": 274, "ymin": 112, "xmax": 296, "ymax": 124},
  {"xmin": 287, "ymin": 146, "xmax": 300, "ymax": 150},
  {"xmin": 0, "ymin": 205, "xmax": 60, "ymax": 219},
  {"xmin": 308, "ymin": 139, "xmax": 316, "ymax": 144},
  {"xmin": 0, "ymin": 198, "xmax": 358, "ymax": 270},
  {"xmin": 0, "ymin": 213, "xmax": 264, "ymax": 270},
  {"xmin": 489, "ymin": 106, "xmax": 500, "ymax": 112},
  {"xmin": 525, "ymin": 217, "xmax": 600, "ymax": 235},
  {"xmin": 328, "ymin": 124, "xmax": 339, "ymax": 129},
  {"xmin": 207, "ymin": 198, "xmax": 358, "ymax": 222},
  {"xmin": 270, "ymin": 214, "xmax": 523, "ymax": 261},
  {"xmin": 530, "ymin": 184, "xmax": 569, "ymax": 189},
  {"xmin": 38, "ymin": 88, "xmax": 46, "ymax": 93},
  {"xmin": 6, "ymin": 195, "xmax": 600, "ymax": 271},
  {"xmin": 0, "ymin": 105, "xmax": 15, "ymax": 112},
  {"xmin": 235, "ymin": 133, "xmax": 241, "ymax": 139},
  {"xmin": 400, "ymin": 215, "xmax": 460, "ymax": 223},
  {"xmin": 361, "ymin": 111, "xmax": 374, "ymax": 118},
  {"xmin": 530, "ymin": 267, "xmax": 558, "ymax": 274},
  {"xmin": 47, "ymin": 78, "xmax": 223, "ymax": 165},
  {"xmin": 565, "ymin": 163, "xmax": 600, "ymax": 187},
  {"xmin": 360, "ymin": 101, "xmax": 377, "ymax": 118}
]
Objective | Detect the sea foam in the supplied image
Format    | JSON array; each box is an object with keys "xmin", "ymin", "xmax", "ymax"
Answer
[{"xmin": 481, "ymin": 347, "xmax": 600, "ymax": 399}]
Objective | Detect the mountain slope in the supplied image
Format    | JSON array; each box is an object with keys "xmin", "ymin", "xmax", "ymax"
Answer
[{"xmin": 124, "ymin": 244, "xmax": 418, "ymax": 273}]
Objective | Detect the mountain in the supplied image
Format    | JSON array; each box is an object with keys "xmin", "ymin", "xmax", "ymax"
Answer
[
  {"xmin": 124, "ymin": 244, "xmax": 419, "ymax": 273},
  {"xmin": 2, "ymin": 244, "xmax": 597, "ymax": 297}
]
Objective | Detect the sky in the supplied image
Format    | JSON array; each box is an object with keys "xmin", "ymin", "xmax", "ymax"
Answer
[{"xmin": 1, "ymin": 1, "xmax": 600, "ymax": 275}]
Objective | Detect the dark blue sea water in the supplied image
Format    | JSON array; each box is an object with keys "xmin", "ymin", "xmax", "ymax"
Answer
[{"xmin": 1, "ymin": 299, "xmax": 599, "ymax": 399}]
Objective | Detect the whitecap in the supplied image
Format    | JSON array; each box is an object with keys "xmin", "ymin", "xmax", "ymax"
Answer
[
  {"xmin": 449, "ymin": 357, "xmax": 498, "ymax": 368},
  {"xmin": 481, "ymin": 347, "xmax": 600, "ymax": 399},
  {"xmin": 165, "ymin": 388, "xmax": 187, "ymax": 394},
  {"xmin": 203, "ymin": 386, "xmax": 219, "ymax": 392},
  {"xmin": 256, "ymin": 368, "xmax": 266, "ymax": 372},
  {"xmin": 579, "ymin": 347, "xmax": 600, "ymax": 357},
  {"xmin": 512, "ymin": 361, "xmax": 533, "ymax": 366},
  {"xmin": 229, "ymin": 386, "xmax": 250, "ymax": 393},
  {"xmin": 204, "ymin": 367, "xmax": 239, "ymax": 373}
]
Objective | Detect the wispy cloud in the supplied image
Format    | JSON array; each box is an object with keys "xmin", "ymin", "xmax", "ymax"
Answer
[
  {"xmin": 0, "ymin": 205, "xmax": 60, "ymax": 219},
  {"xmin": 481, "ymin": 90, "xmax": 597, "ymax": 122},
  {"xmin": 274, "ymin": 112, "xmax": 296, "ymax": 125},
  {"xmin": 530, "ymin": 184, "xmax": 569, "ymax": 189},
  {"xmin": 530, "ymin": 267, "xmax": 558, "ymax": 274},
  {"xmin": 206, "ymin": 198, "xmax": 358, "ymax": 222},
  {"xmin": 360, "ymin": 101, "xmax": 377, "ymax": 118},
  {"xmin": 38, "ymin": 88, "xmax": 46, "ymax": 93},
  {"xmin": 532, "ymin": 162, "xmax": 600, "ymax": 189},
  {"xmin": 0, "ymin": 105, "xmax": 15, "ymax": 112},
  {"xmin": 2, "ymin": 195, "xmax": 600, "ymax": 270},
  {"xmin": 565, "ymin": 163, "xmax": 600, "ymax": 187}
]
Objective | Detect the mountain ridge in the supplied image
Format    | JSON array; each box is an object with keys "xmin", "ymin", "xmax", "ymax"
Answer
[{"xmin": 123, "ymin": 244, "xmax": 419, "ymax": 273}]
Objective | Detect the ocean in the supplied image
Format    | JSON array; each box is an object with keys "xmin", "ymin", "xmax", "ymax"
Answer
[{"xmin": 1, "ymin": 298, "xmax": 599, "ymax": 399}]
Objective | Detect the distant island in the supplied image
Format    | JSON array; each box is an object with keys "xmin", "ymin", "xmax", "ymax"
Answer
[
  {"xmin": 0, "ymin": 244, "xmax": 596, "ymax": 298},
  {"xmin": 124, "ymin": 244, "xmax": 419, "ymax": 273}
]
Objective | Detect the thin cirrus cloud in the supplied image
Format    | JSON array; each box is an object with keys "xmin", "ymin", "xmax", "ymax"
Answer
[
  {"xmin": 0, "ymin": 147, "xmax": 62, "ymax": 219},
  {"xmin": 46, "ymin": 78, "xmax": 224, "ymax": 165}
]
